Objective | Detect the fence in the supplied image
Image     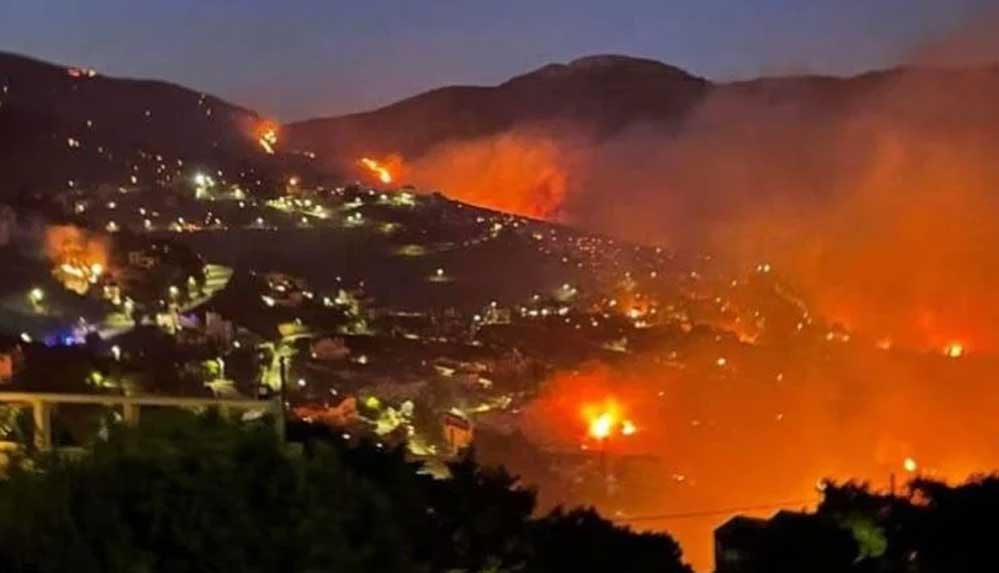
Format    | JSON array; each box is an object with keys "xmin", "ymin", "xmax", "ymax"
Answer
[{"xmin": 0, "ymin": 392, "xmax": 283, "ymax": 453}]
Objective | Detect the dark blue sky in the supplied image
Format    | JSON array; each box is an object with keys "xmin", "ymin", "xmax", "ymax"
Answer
[{"xmin": 0, "ymin": 0, "xmax": 994, "ymax": 120}]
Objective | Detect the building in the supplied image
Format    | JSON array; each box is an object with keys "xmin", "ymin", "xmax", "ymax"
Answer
[
  {"xmin": 715, "ymin": 516, "xmax": 769, "ymax": 573},
  {"xmin": 128, "ymin": 249, "xmax": 160, "ymax": 270},
  {"xmin": 310, "ymin": 336, "xmax": 350, "ymax": 361},
  {"xmin": 715, "ymin": 511, "xmax": 859, "ymax": 573},
  {"xmin": 0, "ymin": 205, "xmax": 16, "ymax": 247},
  {"xmin": 205, "ymin": 312, "xmax": 234, "ymax": 346},
  {"xmin": 442, "ymin": 411, "xmax": 473, "ymax": 453},
  {"xmin": 0, "ymin": 342, "xmax": 25, "ymax": 384}
]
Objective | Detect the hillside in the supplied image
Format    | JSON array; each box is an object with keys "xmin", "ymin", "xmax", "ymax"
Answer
[
  {"xmin": 0, "ymin": 52, "xmax": 294, "ymax": 200},
  {"xmin": 284, "ymin": 55, "xmax": 999, "ymax": 182},
  {"xmin": 284, "ymin": 55, "xmax": 710, "ymax": 169}
]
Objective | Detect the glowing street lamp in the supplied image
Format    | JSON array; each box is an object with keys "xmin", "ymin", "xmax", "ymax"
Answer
[{"xmin": 28, "ymin": 287, "xmax": 45, "ymax": 305}]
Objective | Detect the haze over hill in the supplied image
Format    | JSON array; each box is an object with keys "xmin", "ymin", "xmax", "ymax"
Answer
[
  {"xmin": 0, "ymin": 51, "xmax": 306, "ymax": 199},
  {"xmin": 6, "ymin": 48, "xmax": 999, "ymax": 352},
  {"xmin": 287, "ymin": 54, "xmax": 999, "ymax": 355},
  {"xmin": 286, "ymin": 55, "xmax": 710, "ymax": 160},
  {"xmin": 7, "ymin": 48, "xmax": 999, "ymax": 571}
]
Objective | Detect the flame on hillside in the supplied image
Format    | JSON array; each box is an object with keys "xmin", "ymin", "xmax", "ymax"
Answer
[
  {"xmin": 359, "ymin": 156, "xmax": 394, "ymax": 184},
  {"xmin": 256, "ymin": 122, "xmax": 279, "ymax": 154},
  {"xmin": 402, "ymin": 130, "xmax": 571, "ymax": 219},
  {"xmin": 45, "ymin": 225, "xmax": 110, "ymax": 295},
  {"xmin": 521, "ymin": 355, "xmax": 999, "ymax": 570}
]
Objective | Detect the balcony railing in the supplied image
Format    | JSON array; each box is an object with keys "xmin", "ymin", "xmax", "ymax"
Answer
[{"xmin": 0, "ymin": 392, "xmax": 283, "ymax": 454}]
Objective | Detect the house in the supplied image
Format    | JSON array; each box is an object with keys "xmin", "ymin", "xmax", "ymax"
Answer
[
  {"xmin": 205, "ymin": 312, "xmax": 234, "ymax": 346},
  {"xmin": 128, "ymin": 249, "xmax": 160, "ymax": 269},
  {"xmin": 715, "ymin": 511, "xmax": 859, "ymax": 573},
  {"xmin": 443, "ymin": 411, "xmax": 473, "ymax": 453},
  {"xmin": 0, "ymin": 340, "xmax": 25, "ymax": 383},
  {"xmin": 715, "ymin": 516, "xmax": 769, "ymax": 573},
  {"xmin": 310, "ymin": 336, "xmax": 350, "ymax": 361}
]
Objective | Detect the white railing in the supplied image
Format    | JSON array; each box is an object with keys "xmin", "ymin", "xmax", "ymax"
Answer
[{"xmin": 0, "ymin": 392, "xmax": 283, "ymax": 452}]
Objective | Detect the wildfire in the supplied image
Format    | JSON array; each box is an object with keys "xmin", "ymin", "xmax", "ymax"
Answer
[
  {"xmin": 256, "ymin": 122, "xmax": 279, "ymax": 154},
  {"xmin": 45, "ymin": 225, "xmax": 110, "ymax": 295},
  {"xmin": 582, "ymin": 399, "xmax": 636, "ymax": 441},
  {"xmin": 943, "ymin": 341, "xmax": 965, "ymax": 359},
  {"xmin": 359, "ymin": 157, "xmax": 393, "ymax": 184}
]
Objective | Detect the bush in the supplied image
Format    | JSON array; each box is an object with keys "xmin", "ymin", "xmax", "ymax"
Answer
[{"xmin": 0, "ymin": 414, "xmax": 691, "ymax": 573}]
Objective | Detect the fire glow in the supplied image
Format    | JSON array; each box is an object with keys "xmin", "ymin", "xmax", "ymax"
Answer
[
  {"xmin": 582, "ymin": 399, "xmax": 636, "ymax": 441},
  {"xmin": 359, "ymin": 157, "xmax": 393, "ymax": 184},
  {"xmin": 256, "ymin": 122, "xmax": 279, "ymax": 154},
  {"xmin": 520, "ymin": 349, "xmax": 999, "ymax": 571},
  {"xmin": 45, "ymin": 225, "xmax": 110, "ymax": 295}
]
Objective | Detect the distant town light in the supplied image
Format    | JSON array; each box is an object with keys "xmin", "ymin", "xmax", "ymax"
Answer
[{"xmin": 28, "ymin": 287, "xmax": 44, "ymax": 304}]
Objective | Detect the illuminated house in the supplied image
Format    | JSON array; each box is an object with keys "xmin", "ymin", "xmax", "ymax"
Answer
[
  {"xmin": 442, "ymin": 411, "xmax": 473, "ymax": 454},
  {"xmin": 0, "ymin": 341, "xmax": 24, "ymax": 384},
  {"xmin": 310, "ymin": 337, "xmax": 350, "ymax": 361},
  {"xmin": 128, "ymin": 249, "xmax": 160, "ymax": 270}
]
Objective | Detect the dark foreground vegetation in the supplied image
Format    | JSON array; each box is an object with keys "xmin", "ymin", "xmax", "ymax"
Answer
[
  {"xmin": 717, "ymin": 478, "xmax": 999, "ymax": 573},
  {"xmin": 0, "ymin": 414, "xmax": 690, "ymax": 573}
]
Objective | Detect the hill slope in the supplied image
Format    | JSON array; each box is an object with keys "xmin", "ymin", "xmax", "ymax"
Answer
[
  {"xmin": 284, "ymin": 55, "xmax": 710, "ymax": 168},
  {"xmin": 284, "ymin": 55, "xmax": 999, "ymax": 180},
  {"xmin": 0, "ymin": 52, "xmax": 278, "ymax": 199}
]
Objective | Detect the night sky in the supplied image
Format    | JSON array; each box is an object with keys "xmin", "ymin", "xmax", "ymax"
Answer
[{"xmin": 0, "ymin": 0, "xmax": 994, "ymax": 120}]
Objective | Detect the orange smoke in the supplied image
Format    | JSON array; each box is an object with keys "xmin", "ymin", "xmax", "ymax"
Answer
[
  {"xmin": 45, "ymin": 225, "xmax": 109, "ymax": 269},
  {"xmin": 393, "ymin": 67, "xmax": 999, "ymax": 354},
  {"xmin": 520, "ymin": 352, "xmax": 999, "ymax": 571},
  {"xmin": 402, "ymin": 130, "xmax": 571, "ymax": 219},
  {"xmin": 582, "ymin": 398, "xmax": 637, "ymax": 441},
  {"xmin": 45, "ymin": 225, "xmax": 110, "ymax": 295}
]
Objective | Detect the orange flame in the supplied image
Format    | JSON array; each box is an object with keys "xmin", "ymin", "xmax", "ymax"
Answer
[
  {"xmin": 582, "ymin": 399, "xmax": 635, "ymax": 441},
  {"xmin": 256, "ymin": 122, "xmax": 279, "ymax": 154},
  {"xmin": 45, "ymin": 225, "xmax": 110, "ymax": 294},
  {"xmin": 943, "ymin": 341, "xmax": 965, "ymax": 358},
  {"xmin": 359, "ymin": 157, "xmax": 393, "ymax": 184}
]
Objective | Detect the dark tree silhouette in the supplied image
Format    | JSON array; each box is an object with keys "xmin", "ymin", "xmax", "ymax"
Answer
[
  {"xmin": 0, "ymin": 414, "xmax": 693, "ymax": 573},
  {"xmin": 529, "ymin": 507, "xmax": 692, "ymax": 573}
]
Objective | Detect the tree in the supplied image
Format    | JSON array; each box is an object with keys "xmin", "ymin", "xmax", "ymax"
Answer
[
  {"xmin": 529, "ymin": 507, "xmax": 692, "ymax": 573},
  {"xmin": 0, "ymin": 415, "xmax": 693, "ymax": 573}
]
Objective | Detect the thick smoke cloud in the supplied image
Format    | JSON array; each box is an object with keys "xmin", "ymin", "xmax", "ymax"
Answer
[
  {"xmin": 911, "ymin": 8, "xmax": 999, "ymax": 67},
  {"xmin": 401, "ymin": 65, "xmax": 999, "ymax": 570},
  {"xmin": 402, "ymin": 129, "xmax": 574, "ymax": 219},
  {"xmin": 521, "ymin": 347, "xmax": 999, "ymax": 570},
  {"xmin": 355, "ymin": 40, "xmax": 999, "ymax": 569},
  {"xmin": 408, "ymin": 66, "xmax": 999, "ymax": 353}
]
